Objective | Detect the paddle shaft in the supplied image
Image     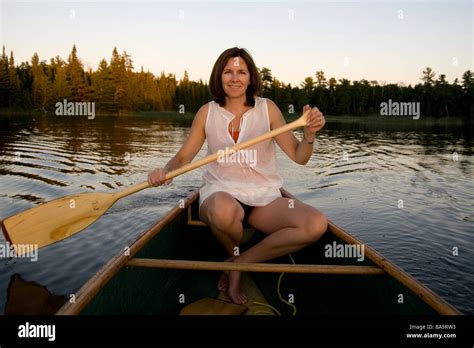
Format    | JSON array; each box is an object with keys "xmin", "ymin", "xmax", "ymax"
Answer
[{"xmin": 114, "ymin": 112, "xmax": 309, "ymax": 200}]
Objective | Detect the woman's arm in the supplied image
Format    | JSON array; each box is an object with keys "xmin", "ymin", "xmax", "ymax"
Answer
[
  {"xmin": 268, "ymin": 99, "xmax": 325, "ymax": 165},
  {"xmin": 148, "ymin": 104, "xmax": 208, "ymax": 186}
]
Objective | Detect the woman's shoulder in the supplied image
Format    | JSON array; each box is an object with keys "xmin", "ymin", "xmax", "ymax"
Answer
[
  {"xmin": 192, "ymin": 103, "xmax": 212, "ymax": 123},
  {"xmin": 256, "ymin": 96, "xmax": 278, "ymax": 108},
  {"xmin": 255, "ymin": 96, "xmax": 270, "ymax": 111},
  {"xmin": 259, "ymin": 98, "xmax": 282, "ymax": 124},
  {"xmin": 199, "ymin": 100, "xmax": 218, "ymax": 111},
  {"xmin": 258, "ymin": 97, "xmax": 279, "ymax": 112},
  {"xmin": 197, "ymin": 102, "xmax": 212, "ymax": 116},
  {"xmin": 202, "ymin": 100, "xmax": 218, "ymax": 113}
]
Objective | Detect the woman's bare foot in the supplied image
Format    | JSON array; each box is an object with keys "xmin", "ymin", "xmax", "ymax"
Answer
[
  {"xmin": 217, "ymin": 257, "xmax": 247, "ymax": 304},
  {"xmin": 217, "ymin": 257, "xmax": 235, "ymax": 292},
  {"xmin": 227, "ymin": 260, "xmax": 247, "ymax": 304},
  {"xmin": 217, "ymin": 272, "xmax": 228, "ymax": 291}
]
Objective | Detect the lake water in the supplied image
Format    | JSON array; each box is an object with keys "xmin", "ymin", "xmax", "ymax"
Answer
[{"xmin": 0, "ymin": 113, "xmax": 473, "ymax": 314}]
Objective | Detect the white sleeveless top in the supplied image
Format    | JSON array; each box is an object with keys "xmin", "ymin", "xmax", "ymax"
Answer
[{"xmin": 199, "ymin": 97, "xmax": 283, "ymax": 207}]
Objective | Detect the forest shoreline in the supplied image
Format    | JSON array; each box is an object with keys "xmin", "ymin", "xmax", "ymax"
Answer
[{"xmin": 1, "ymin": 108, "xmax": 470, "ymax": 126}]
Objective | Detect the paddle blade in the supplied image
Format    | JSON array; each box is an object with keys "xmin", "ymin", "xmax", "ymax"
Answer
[{"xmin": 1, "ymin": 192, "xmax": 117, "ymax": 253}]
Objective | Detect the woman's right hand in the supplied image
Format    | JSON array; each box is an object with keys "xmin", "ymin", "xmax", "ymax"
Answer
[{"xmin": 147, "ymin": 168, "xmax": 172, "ymax": 187}]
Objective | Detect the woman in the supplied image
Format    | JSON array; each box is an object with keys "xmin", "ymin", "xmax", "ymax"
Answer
[{"xmin": 148, "ymin": 47, "xmax": 327, "ymax": 305}]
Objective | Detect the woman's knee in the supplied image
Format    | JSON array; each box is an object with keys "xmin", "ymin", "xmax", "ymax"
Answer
[
  {"xmin": 201, "ymin": 192, "xmax": 244, "ymax": 228},
  {"xmin": 303, "ymin": 210, "xmax": 328, "ymax": 242}
]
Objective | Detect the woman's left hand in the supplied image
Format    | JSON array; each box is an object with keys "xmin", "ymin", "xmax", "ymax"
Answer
[{"xmin": 303, "ymin": 104, "xmax": 325, "ymax": 139}]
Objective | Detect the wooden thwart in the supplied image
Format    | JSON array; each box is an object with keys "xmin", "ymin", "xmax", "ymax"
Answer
[
  {"xmin": 126, "ymin": 258, "xmax": 385, "ymax": 275},
  {"xmin": 187, "ymin": 206, "xmax": 207, "ymax": 226},
  {"xmin": 187, "ymin": 220, "xmax": 207, "ymax": 227}
]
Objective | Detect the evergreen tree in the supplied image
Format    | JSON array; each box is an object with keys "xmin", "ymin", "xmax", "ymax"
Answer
[
  {"xmin": 315, "ymin": 71, "xmax": 327, "ymax": 88},
  {"xmin": 31, "ymin": 53, "xmax": 48, "ymax": 110},
  {"xmin": 8, "ymin": 51, "xmax": 21, "ymax": 107},
  {"xmin": 0, "ymin": 46, "xmax": 10, "ymax": 106},
  {"xmin": 461, "ymin": 70, "xmax": 473, "ymax": 90},
  {"xmin": 50, "ymin": 56, "xmax": 71, "ymax": 105},
  {"xmin": 66, "ymin": 45, "xmax": 86, "ymax": 102},
  {"xmin": 259, "ymin": 67, "xmax": 273, "ymax": 92},
  {"xmin": 421, "ymin": 67, "xmax": 436, "ymax": 86},
  {"xmin": 92, "ymin": 59, "xmax": 116, "ymax": 110}
]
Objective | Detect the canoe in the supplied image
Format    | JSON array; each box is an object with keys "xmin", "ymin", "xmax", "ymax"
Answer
[{"xmin": 56, "ymin": 188, "xmax": 461, "ymax": 315}]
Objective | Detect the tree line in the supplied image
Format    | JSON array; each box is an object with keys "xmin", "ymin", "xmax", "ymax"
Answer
[{"xmin": 0, "ymin": 45, "xmax": 472, "ymax": 119}]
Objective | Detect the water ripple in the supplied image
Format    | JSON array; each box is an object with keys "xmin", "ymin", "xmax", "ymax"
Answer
[{"xmin": 0, "ymin": 115, "xmax": 472, "ymax": 314}]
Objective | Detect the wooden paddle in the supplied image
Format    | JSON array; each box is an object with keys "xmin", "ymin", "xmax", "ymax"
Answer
[{"xmin": 1, "ymin": 111, "xmax": 309, "ymax": 253}]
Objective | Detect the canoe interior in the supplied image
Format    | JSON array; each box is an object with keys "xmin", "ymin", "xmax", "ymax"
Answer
[{"xmin": 81, "ymin": 197, "xmax": 437, "ymax": 315}]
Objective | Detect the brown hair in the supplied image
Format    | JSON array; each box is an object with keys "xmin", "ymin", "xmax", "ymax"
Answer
[{"xmin": 209, "ymin": 47, "xmax": 262, "ymax": 107}]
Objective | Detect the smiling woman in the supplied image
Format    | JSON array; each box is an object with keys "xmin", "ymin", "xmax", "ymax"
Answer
[
  {"xmin": 147, "ymin": 47, "xmax": 328, "ymax": 305},
  {"xmin": 208, "ymin": 48, "xmax": 261, "ymax": 110}
]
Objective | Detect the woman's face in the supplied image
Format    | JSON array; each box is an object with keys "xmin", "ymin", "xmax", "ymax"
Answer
[{"xmin": 221, "ymin": 56, "xmax": 251, "ymax": 99}]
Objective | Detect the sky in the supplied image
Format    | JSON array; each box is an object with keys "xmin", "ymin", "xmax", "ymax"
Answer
[{"xmin": 1, "ymin": 0, "xmax": 472, "ymax": 87}]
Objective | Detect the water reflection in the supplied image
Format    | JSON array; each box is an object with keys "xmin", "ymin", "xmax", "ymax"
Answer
[
  {"xmin": 5, "ymin": 274, "xmax": 67, "ymax": 315},
  {"xmin": 0, "ymin": 113, "xmax": 472, "ymax": 314}
]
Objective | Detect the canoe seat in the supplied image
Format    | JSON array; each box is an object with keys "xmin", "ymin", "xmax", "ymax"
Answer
[
  {"xmin": 179, "ymin": 298, "xmax": 247, "ymax": 315},
  {"xmin": 187, "ymin": 205, "xmax": 255, "ymax": 244},
  {"xmin": 178, "ymin": 273, "xmax": 274, "ymax": 316}
]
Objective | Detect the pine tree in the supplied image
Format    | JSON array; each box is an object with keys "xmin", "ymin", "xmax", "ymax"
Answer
[
  {"xmin": 461, "ymin": 70, "xmax": 473, "ymax": 90},
  {"xmin": 300, "ymin": 76, "xmax": 314, "ymax": 105},
  {"xmin": 66, "ymin": 45, "xmax": 86, "ymax": 102},
  {"xmin": 92, "ymin": 59, "xmax": 116, "ymax": 110},
  {"xmin": 50, "ymin": 56, "xmax": 71, "ymax": 105},
  {"xmin": 315, "ymin": 71, "xmax": 327, "ymax": 88},
  {"xmin": 31, "ymin": 53, "xmax": 48, "ymax": 110},
  {"xmin": 421, "ymin": 67, "xmax": 436, "ymax": 86},
  {"xmin": 8, "ymin": 51, "xmax": 21, "ymax": 107},
  {"xmin": 110, "ymin": 47, "xmax": 131, "ymax": 109},
  {"xmin": 0, "ymin": 46, "xmax": 10, "ymax": 106}
]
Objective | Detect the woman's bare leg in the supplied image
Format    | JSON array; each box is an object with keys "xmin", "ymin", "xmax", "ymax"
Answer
[
  {"xmin": 226, "ymin": 197, "xmax": 328, "ymax": 304},
  {"xmin": 199, "ymin": 192, "xmax": 247, "ymax": 303}
]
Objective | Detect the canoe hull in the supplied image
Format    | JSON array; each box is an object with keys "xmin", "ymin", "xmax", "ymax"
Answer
[{"xmin": 57, "ymin": 189, "xmax": 460, "ymax": 315}]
